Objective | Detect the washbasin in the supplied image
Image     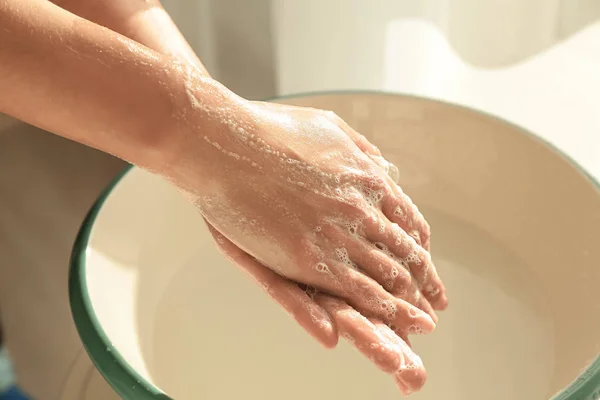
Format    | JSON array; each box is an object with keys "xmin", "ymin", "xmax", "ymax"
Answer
[{"xmin": 69, "ymin": 92, "xmax": 600, "ymax": 399}]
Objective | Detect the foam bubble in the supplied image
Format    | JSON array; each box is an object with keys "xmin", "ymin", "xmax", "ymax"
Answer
[
  {"xmin": 342, "ymin": 332, "xmax": 356, "ymax": 344},
  {"xmin": 394, "ymin": 206, "xmax": 407, "ymax": 222},
  {"xmin": 409, "ymin": 230, "xmax": 420, "ymax": 242},
  {"xmin": 395, "ymin": 234, "xmax": 403, "ymax": 247},
  {"xmin": 315, "ymin": 262, "xmax": 331, "ymax": 274},
  {"xmin": 407, "ymin": 325, "xmax": 424, "ymax": 335},
  {"xmin": 335, "ymin": 247, "xmax": 353, "ymax": 266},
  {"xmin": 425, "ymin": 285, "xmax": 440, "ymax": 297},
  {"xmin": 384, "ymin": 280, "xmax": 395, "ymax": 291},
  {"xmin": 340, "ymin": 219, "xmax": 360, "ymax": 236},
  {"xmin": 359, "ymin": 183, "xmax": 384, "ymax": 207},
  {"xmin": 402, "ymin": 251, "xmax": 420, "ymax": 267}
]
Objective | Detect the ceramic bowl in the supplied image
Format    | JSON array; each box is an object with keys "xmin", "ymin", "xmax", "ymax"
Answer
[{"xmin": 70, "ymin": 92, "xmax": 600, "ymax": 400}]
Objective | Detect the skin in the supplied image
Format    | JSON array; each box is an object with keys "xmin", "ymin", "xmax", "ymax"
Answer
[{"xmin": 0, "ymin": 0, "xmax": 448, "ymax": 395}]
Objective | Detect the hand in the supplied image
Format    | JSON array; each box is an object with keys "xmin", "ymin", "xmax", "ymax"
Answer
[
  {"xmin": 176, "ymin": 98, "xmax": 447, "ymax": 316},
  {"xmin": 165, "ymin": 84, "xmax": 448, "ymax": 393}
]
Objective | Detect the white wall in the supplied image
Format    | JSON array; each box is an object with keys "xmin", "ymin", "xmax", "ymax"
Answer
[
  {"xmin": 270, "ymin": 0, "xmax": 600, "ymax": 95},
  {"xmin": 163, "ymin": 0, "xmax": 277, "ymax": 99}
]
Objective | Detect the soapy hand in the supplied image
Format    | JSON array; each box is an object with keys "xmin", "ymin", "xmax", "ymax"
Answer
[
  {"xmin": 179, "ymin": 97, "xmax": 448, "ymax": 316},
  {"xmin": 166, "ymin": 83, "xmax": 448, "ymax": 393}
]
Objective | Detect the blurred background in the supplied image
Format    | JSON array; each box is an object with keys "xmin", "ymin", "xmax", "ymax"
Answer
[
  {"xmin": 162, "ymin": 0, "xmax": 600, "ymax": 98},
  {"xmin": 1, "ymin": 1, "xmax": 600, "ymax": 399}
]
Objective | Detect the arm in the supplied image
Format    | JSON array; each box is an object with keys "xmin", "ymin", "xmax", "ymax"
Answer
[
  {"xmin": 0, "ymin": 0, "xmax": 215, "ymax": 170},
  {"xmin": 51, "ymin": 0, "xmax": 210, "ymax": 76}
]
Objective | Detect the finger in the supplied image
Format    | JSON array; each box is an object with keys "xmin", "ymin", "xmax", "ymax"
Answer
[
  {"xmin": 316, "ymin": 295, "xmax": 427, "ymax": 395},
  {"xmin": 321, "ymin": 223, "xmax": 438, "ymax": 323},
  {"xmin": 308, "ymin": 259, "xmax": 436, "ymax": 334},
  {"xmin": 315, "ymin": 294, "xmax": 403, "ymax": 373},
  {"xmin": 206, "ymin": 222, "xmax": 338, "ymax": 348},
  {"xmin": 371, "ymin": 320, "xmax": 427, "ymax": 395},
  {"xmin": 382, "ymin": 179, "xmax": 431, "ymax": 251},
  {"xmin": 363, "ymin": 213, "xmax": 448, "ymax": 311}
]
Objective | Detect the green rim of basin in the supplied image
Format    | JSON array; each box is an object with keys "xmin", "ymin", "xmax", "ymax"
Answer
[{"xmin": 69, "ymin": 90, "xmax": 600, "ymax": 400}]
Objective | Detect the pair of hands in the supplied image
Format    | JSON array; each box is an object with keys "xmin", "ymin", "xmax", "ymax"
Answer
[
  {"xmin": 168, "ymin": 92, "xmax": 448, "ymax": 394},
  {"xmin": 41, "ymin": 0, "xmax": 448, "ymax": 394}
]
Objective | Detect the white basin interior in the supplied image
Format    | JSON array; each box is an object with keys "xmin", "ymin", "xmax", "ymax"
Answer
[{"xmin": 70, "ymin": 93, "xmax": 600, "ymax": 399}]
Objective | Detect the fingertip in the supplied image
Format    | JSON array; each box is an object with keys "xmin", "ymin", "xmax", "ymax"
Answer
[
  {"xmin": 429, "ymin": 310, "xmax": 439, "ymax": 325},
  {"xmin": 317, "ymin": 332, "xmax": 339, "ymax": 349},
  {"xmin": 421, "ymin": 312, "xmax": 437, "ymax": 333},
  {"xmin": 395, "ymin": 366, "xmax": 427, "ymax": 395},
  {"xmin": 394, "ymin": 379, "xmax": 411, "ymax": 396},
  {"xmin": 416, "ymin": 296, "xmax": 438, "ymax": 324},
  {"xmin": 432, "ymin": 293, "xmax": 449, "ymax": 311},
  {"xmin": 298, "ymin": 310, "xmax": 339, "ymax": 349},
  {"xmin": 408, "ymin": 307, "xmax": 436, "ymax": 333},
  {"xmin": 316, "ymin": 321, "xmax": 339, "ymax": 349}
]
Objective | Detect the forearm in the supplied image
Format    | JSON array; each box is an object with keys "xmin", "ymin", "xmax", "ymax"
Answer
[
  {"xmin": 0, "ymin": 1, "xmax": 219, "ymax": 170},
  {"xmin": 52, "ymin": 0, "xmax": 210, "ymax": 77}
]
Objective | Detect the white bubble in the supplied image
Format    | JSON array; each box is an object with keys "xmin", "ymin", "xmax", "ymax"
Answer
[
  {"xmin": 384, "ymin": 280, "xmax": 395, "ymax": 291},
  {"xmin": 425, "ymin": 285, "xmax": 440, "ymax": 297},
  {"xmin": 407, "ymin": 325, "xmax": 424, "ymax": 335},
  {"xmin": 335, "ymin": 247, "xmax": 353, "ymax": 266},
  {"xmin": 405, "ymin": 251, "xmax": 420, "ymax": 265},
  {"xmin": 409, "ymin": 230, "xmax": 420, "ymax": 242},
  {"xmin": 315, "ymin": 262, "xmax": 330, "ymax": 274},
  {"xmin": 394, "ymin": 206, "xmax": 407, "ymax": 221},
  {"xmin": 341, "ymin": 219, "xmax": 360, "ymax": 236},
  {"xmin": 342, "ymin": 332, "xmax": 356, "ymax": 344}
]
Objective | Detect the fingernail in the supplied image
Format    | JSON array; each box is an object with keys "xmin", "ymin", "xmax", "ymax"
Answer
[
  {"xmin": 433, "ymin": 294, "xmax": 449, "ymax": 311},
  {"xmin": 395, "ymin": 369, "xmax": 426, "ymax": 396},
  {"xmin": 394, "ymin": 372, "xmax": 414, "ymax": 396},
  {"xmin": 420, "ymin": 311, "xmax": 436, "ymax": 332},
  {"xmin": 429, "ymin": 310, "xmax": 439, "ymax": 324}
]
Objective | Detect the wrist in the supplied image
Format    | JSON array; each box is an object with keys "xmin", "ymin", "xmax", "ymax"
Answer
[{"xmin": 147, "ymin": 64, "xmax": 252, "ymax": 184}]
